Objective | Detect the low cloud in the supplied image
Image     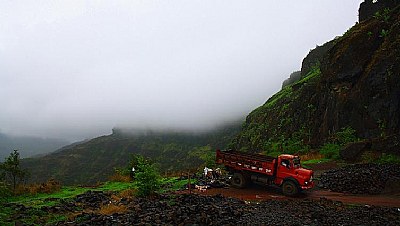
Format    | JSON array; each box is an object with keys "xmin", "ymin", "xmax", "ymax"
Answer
[{"xmin": 0, "ymin": 0, "xmax": 361, "ymax": 141}]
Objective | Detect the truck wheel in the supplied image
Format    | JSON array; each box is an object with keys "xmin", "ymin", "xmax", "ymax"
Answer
[
  {"xmin": 231, "ymin": 173, "xmax": 247, "ymax": 188},
  {"xmin": 282, "ymin": 180, "xmax": 299, "ymax": 196}
]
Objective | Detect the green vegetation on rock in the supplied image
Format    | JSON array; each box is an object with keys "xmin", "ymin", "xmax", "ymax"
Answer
[
  {"xmin": 233, "ymin": 5, "xmax": 400, "ymax": 159},
  {"xmin": 264, "ymin": 86, "xmax": 293, "ymax": 109},
  {"xmin": 377, "ymin": 153, "xmax": 400, "ymax": 164},
  {"xmin": 373, "ymin": 7, "xmax": 391, "ymax": 23},
  {"xmin": 320, "ymin": 127, "xmax": 359, "ymax": 160},
  {"xmin": 294, "ymin": 63, "xmax": 321, "ymax": 86}
]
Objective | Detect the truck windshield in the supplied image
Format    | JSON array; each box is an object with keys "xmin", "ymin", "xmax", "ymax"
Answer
[{"xmin": 293, "ymin": 157, "xmax": 301, "ymax": 168}]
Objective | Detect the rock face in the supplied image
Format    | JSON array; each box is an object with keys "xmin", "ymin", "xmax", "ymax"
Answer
[
  {"xmin": 282, "ymin": 71, "xmax": 301, "ymax": 88},
  {"xmin": 359, "ymin": 0, "xmax": 400, "ymax": 22},
  {"xmin": 231, "ymin": 3, "xmax": 400, "ymax": 154},
  {"xmin": 300, "ymin": 40, "xmax": 335, "ymax": 78},
  {"xmin": 339, "ymin": 141, "xmax": 371, "ymax": 162},
  {"xmin": 282, "ymin": 40, "xmax": 335, "ymax": 90}
]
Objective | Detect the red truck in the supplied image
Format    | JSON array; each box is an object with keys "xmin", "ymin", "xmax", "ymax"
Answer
[{"xmin": 216, "ymin": 149, "xmax": 314, "ymax": 196}]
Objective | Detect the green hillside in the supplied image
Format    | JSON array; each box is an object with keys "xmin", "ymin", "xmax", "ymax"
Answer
[
  {"xmin": 22, "ymin": 122, "xmax": 241, "ymax": 185},
  {"xmin": 231, "ymin": 4, "xmax": 400, "ymax": 158}
]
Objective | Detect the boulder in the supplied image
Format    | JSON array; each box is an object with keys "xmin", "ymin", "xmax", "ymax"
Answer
[{"xmin": 339, "ymin": 140, "xmax": 371, "ymax": 162}]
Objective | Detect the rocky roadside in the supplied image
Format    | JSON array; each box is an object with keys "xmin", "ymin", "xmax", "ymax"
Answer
[
  {"xmin": 319, "ymin": 163, "xmax": 400, "ymax": 194},
  {"xmin": 6, "ymin": 190, "xmax": 400, "ymax": 225}
]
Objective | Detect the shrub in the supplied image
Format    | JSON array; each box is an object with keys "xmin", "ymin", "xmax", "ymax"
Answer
[
  {"xmin": 320, "ymin": 143, "xmax": 341, "ymax": 159},
  {"xmin": 14, "ymin": 179, "xmax": 61, "ymax": 195},
  {"xmin": 284, "ymin": 136, "xmax": 310, "ymax": 155},
  {"xmin": 300, "ymin": 152, "xmax": 325, "ymax": 161},
  {"xmin": 0, "ymin": 181, "xmax": 11, "ymax": 202},
  {"xmin": 132, "ymin": 155, "xmax": 161, "ymax": 197},
  {"xmin": 373, "ymin": 8, "xmax": 391, "ymax": 22},
  {"xmin": 319, "ymin": 126, "xmax": 360, "ymax": 160},
  {"xmin": 378, "ymin": 153, "xmax": 400, "ymax": 164},
  {"xmin": 264, "ymin": 151, "xmax": 282, "ymax": 158},
  {"xmin": 188, "ymin": 145, "xmax": 216, "ymax": 168},
  {"xmin": 109, "ymin": 172, "xmax": 131, "ymax": 183},
  {"xmin": 379, "ymin": 29, "xmax": 389, "ymax": 38},
  {"xmin": 335, "ymin": 127, "xmax": 358, "ymax": 145}
]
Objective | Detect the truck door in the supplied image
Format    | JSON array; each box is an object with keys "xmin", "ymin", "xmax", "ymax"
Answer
[{"xmin": 277, "ymin": 158, "xmax": 293, "ymax": 181}]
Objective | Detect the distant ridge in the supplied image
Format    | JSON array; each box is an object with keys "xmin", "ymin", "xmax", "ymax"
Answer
[
  {"xmin": 21, "ymin": 121, "xmax": 242, "ymax": 185},
  {"xmin": 0, "ymin": 132, "xmax": 68, "ymax": 161}
]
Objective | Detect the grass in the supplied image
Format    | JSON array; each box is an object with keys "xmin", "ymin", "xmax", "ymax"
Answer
[
  {"xmin": 0, "ymin": 177, "xmax": 196, "ymax": 225},
  {"xmin": 98, "ymin": 203, "xmax": 128, "ymax": 215},
  {"xmin": 6, "ymin": 186, "xmax": 88, "ymax": 205},
  {"xmin": 0, "ymin": 181, "xmax": 136, "ymax": 225},
  {"xmin": 302, "ymin": 158, "xmax": 331, "ymax": 164},
  {"xmin": 46, "ymin": 214, "xmax": 68, "ymax": 225},
  {"xmin": 159, "ymin": 177, "xmax": 196, "ymax": 193},
  {"xmin": 294, "ymin": 64, "xmax": 321, "ymax": 86},
  {"xmin": 300, "ymin": 151, "xmax": 331, "ymax": 168},
  {"xmin": 96, "ymin": 181, "xmax": 134, "ymax": 191},
  {"xmin": 302, "ymin": 158, "xmax": 332, "ymax": 169},
  {"xmin": 265, "ymin": 86, "xmax": 292, "ymax": 109},
  {"xmin": 0, "ymin": 207, "xmax": 13, "ymax": 225}
]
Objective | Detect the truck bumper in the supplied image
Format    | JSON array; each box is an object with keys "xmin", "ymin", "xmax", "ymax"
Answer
[{"xmin": 300, "ymin": 182, "xmax": 314, "ymax": 190}]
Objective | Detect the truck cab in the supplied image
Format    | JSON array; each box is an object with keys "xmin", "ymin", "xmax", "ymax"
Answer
[{"xmin": 275, "ymin": 155, "xmax": 314, "ymax": 196}]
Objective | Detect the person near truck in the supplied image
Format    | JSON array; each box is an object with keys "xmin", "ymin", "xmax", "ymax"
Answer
[{"xmin": 130, "ymin": 166, "xmax": 136, "ymax": 179}]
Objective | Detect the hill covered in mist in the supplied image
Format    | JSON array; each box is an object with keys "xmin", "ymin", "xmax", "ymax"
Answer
[
  {"xmin": 0, "ymin": 133, "xmax": 68, "ymax": 161},
  {"xmin": 22, "ymin": 122, "xmax": 241, "ymax": 185}
]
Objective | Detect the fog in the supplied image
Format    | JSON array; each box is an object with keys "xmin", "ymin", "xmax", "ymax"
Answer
[{"xmin": 0, "ymin": 0, "xmax": 361, "ymax": 141}]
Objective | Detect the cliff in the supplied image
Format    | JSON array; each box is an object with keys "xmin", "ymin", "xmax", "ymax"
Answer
[{"xmin": 231, "ymin": 3, "xmax": 400, "ymax": 156}]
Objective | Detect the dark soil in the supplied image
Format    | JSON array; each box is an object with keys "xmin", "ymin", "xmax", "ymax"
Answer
[{"xmin": 6, "ymin": 190, "xmax": 400, "ymax": 225}]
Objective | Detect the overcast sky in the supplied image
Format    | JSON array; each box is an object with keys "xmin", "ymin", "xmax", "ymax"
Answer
[{"xmin": 0, "ymin": 0, "xmax": 362, "ymax": 141}]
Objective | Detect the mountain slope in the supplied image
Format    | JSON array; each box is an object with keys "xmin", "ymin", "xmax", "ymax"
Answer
[
  {"xmin": 0, "ymin": 133, "xmax": 68, "ymax": 161},
  {"xmin": 231, "ymin": 3, "xmax": 400, "ymax": 155},
  {"xmin": 22, "ymin": 122, "xmax": 241, "ymax": 185}
]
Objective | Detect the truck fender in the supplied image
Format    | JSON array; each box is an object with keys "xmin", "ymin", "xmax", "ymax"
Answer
[
  {"xmin": 282, "ymin": 177, "xmax": 300, "ymax": 187},
  {"xmin": 281, "ymin": 177, "xmax": 301, "ymax": 196}
]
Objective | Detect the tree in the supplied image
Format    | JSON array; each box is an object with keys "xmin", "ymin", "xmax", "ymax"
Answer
[
  {"xmin": 0, "ymin": 150, "xmax": 28, "ymax": 193},
  {"xmin": 0, "ymin": 167, "xmax": 11, "ymax": 201},
  {"xmin": 131, "ymin": 154, "xmax": 161, "ymax": 197}
]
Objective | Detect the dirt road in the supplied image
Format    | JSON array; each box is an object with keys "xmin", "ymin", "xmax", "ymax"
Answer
[{"xmin": 184, "ymin": 184, "xmax": 400, "ymax": 207}]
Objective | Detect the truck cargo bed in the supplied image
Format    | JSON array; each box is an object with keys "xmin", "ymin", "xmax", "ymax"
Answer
[{"xmin": 216, "ymin": 150, "xmax": 276, "ymax": 176}]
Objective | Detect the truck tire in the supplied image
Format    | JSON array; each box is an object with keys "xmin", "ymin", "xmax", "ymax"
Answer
[
  {"xmin": 282, "ymin": 180, "xmax": 299, "ymax": 196},
  {"xmin": 231, "ymin": 173, "xmax": 247, "ymax": 188}
]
